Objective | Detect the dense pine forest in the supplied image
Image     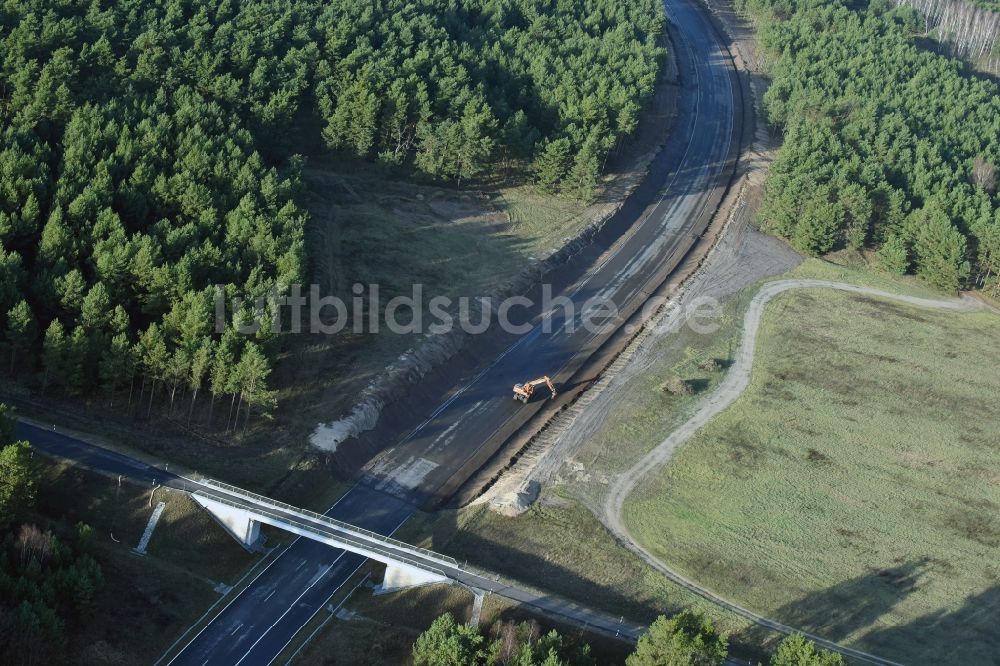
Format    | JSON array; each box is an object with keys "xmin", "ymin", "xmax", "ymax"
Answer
[
  {"xmin": 744, "ymin": 0, "xmax": 1000, "ymax": 291},
  {"xmin": 0, "ymin": 0, "xmax": 665, "ymax": 425}
]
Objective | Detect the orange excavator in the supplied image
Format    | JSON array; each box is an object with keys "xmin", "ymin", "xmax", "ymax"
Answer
[{"xmin": 512, "ymin": 375, "xmax": 557, "ymax": 403}]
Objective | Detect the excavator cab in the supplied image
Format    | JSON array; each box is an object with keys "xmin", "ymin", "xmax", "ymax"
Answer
[{"xmin": 512, "ymin": 375, "xmax": 557, "ymax": 403}]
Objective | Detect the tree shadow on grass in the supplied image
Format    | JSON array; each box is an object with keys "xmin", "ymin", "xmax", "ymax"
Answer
[
  {"xmin": 861, "ymin": 584, "xmax": 1000, "ymax": 665},
  {"xmin": 686, "ymin": 377, "xmax": 712, "ymax": 393},
  {"xmin": 769, "ymin": 560, "xmax": 927, "ymax": 644},
  {"xmin": 740, "ymin": 558, "xmax": 1000, "ymax": 665},
  {"xmin": 426, "ymin": 507, "xmax": 667, "ymax": 627}
]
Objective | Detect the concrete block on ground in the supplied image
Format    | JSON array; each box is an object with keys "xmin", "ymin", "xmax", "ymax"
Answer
[{"xmin": 133, "ymin": 501, "xmax": 166, "ymax": 555}]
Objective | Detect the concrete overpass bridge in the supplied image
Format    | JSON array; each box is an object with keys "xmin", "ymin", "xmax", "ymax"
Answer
[
  {"xmin": 193, "ymin": 479, "xmax": 456, "ymax": 592},
  {"xmin": 192, "ymin": 478, "xmax": 647, "ymax": 640}
]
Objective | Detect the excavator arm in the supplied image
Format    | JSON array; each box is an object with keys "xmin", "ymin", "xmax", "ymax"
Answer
[{"xmin": 512, "ymin": 375, "xmax": 557, "ymax": 402}]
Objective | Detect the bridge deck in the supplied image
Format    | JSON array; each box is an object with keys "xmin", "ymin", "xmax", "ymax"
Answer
[{"xmin": 193, "ymin": 480, "xmax": 647, "ymax": 641}]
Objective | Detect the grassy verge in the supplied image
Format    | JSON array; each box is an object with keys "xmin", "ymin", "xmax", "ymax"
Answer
[
  {"xmin": 33, "ymin": 462, "xmax": 259, "ymax": 665},
  {"xmin": 290, "ymin": 582, "xmax": 477, "ymax": 666},
  {"xmin": 623, "ymin": 262, "xmax": 1000, "ymax": 664}
]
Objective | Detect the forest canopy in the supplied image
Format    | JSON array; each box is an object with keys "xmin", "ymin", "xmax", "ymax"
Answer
[
  {"xmin": 743, "ymin": 0, "xmax": 1000, "ymax": 292},
  {"xmin": 0, "ymin": 0, "xmax": 665, "ymax": 423}
]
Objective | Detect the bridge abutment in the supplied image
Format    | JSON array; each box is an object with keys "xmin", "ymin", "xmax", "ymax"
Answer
[
  {"xmin": 193, "ymin": 494, "xmax": 264, "ymax": 551},
  {"xmin": 377, "ymin": 562, "xmax": 449, "ymax": 594}
]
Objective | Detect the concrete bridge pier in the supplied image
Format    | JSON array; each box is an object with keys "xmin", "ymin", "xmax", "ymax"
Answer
[
  {"xmin": 377, "ymin": 562, "xmax": 449, "ymax": 594},
  {"xmin": 193, "ymin": 494, "xmax": 264, "ymax": 551}
]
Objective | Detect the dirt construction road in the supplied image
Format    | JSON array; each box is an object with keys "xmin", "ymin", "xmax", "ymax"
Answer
[{"xmin": 602, "ymin": 278, "xmax": 991, "ymax": 666}]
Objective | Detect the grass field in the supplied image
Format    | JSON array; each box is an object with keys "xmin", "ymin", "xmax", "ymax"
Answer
[
  {"xmin": 285, "ymin": 581, "xmax": 477, "ymax": 666},
  {"xmin": 563, "ymin": 255, "xmax": 963, "ymax": 512},
  {"xmin": 623, "ymin": 269, "xmax": 1000, "ymax": 664}
]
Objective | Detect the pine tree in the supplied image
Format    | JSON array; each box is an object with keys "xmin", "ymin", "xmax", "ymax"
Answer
[
  {"xmin": 0, "ymin": 249, "xmax": 25, "ymax": 314},
  {"xmin": 0, "ymin": 440, "xmax": 36, "ymax": 527},
  {"xmin": 454, "ymin": 99, "xmax": 496, "ymax": 187},
  {"xmin": 877, "ymin": 234, "xmax": 910, "ymax": 274},
  {"xmin": 65, "ymin": 325, "xmax": 89, "ymax": 395},
  {"xmin": 187, "ymin": 339, "xmax": 213, "ymax": 423},
  {"xmin": 501, "ymin": 110, "xmax": 537, "ymax": 170},
  {"xmin": 80, "ymin": 283, "xmax": 111, "ymax": 330},
  {"xmin": 566, "ymin": 139, "xmax": 601, "ymax": 202},
  {"xmin": 412, "ymin": 613, "xmax": 488, "ymax": 666},
  {"xmin": 6, "ymin": 300, "xmax": 36, "ymax": 374},
  {"xmin": 792, "ymin": 188, "xmax": 842, "ymax": 256},
  {"xmin": 18, "ymin": 193, "xmax": 41, "ymax": 237},
  {"xmin": 0, "ymin": 403, "xmax": 14, "ymax": 443},
  {"xmin": 910, "ymin": 204, "xmax": 971, "ymax": 291},
  {"xmin": 770, "ymin": 634, "xmax": 844, "ymax": 666},
  {"xmin": 42, "ymin": 320, "xmax": 67, "ymax": 392},
  {"xmin": 209, "ymin": 330, "xmax": 240, "ymax": 428},
  {"xmin": 57, "ymin": 269, "xmax": 87, "ymax": 316},
  {"xmin": 165, "ymin": 348, "xmax": 190, "ymax": 414},
  {"xmin": 840, "ymin": 183, "xmax": 873, "ymax": 249},
  {"xmin": 137, "ymin": 324, "xmax": 169, "ymax": 416},
  {"xmin": 626, "ymin": 611, "xmax": 728, "ymax": 666},
  {"xmin": 108, "ymin": 305, "xmax": 130, "ymax": 337},
  {"xmin": 99, "ymin": 333, "xmax": 132, "ymax": 407},
  {"xmin": 533, "ymin": 138, "xmax": 572, "ymax": 193},
  {"xmin": 38, "ymin": 207, "xmax": 72, "ymax": 265},
  {"xmin": 234, "ymin": 342, "xmax": 273, "ymax": 431}
]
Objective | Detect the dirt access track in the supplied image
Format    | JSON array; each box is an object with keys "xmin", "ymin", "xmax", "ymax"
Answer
[{"xmin": 328, "ymin": 0, "xmax": 754, "ymax": 511}]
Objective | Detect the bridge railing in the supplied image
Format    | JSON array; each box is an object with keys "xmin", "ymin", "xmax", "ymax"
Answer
[
  {"xmin": 194, "ymin": 489, "xmax": 452, "ymax": 576},
  {"xmin": 198, "ymin": 478, "xmax": 458, "ymax": 568}
]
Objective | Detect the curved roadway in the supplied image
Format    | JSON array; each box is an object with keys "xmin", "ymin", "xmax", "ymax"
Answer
[
  {"xmin": 159, "ymin": 0, "xmax": 744, "ymax": 661},
  {"xmin": 26, "ymin": 0, "xmax": 745, "ymax": 663}
]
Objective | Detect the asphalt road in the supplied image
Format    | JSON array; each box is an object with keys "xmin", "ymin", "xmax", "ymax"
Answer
[
  {"xmin": 164, "ymin": 0, "xmax": 738, "ymax": 651},
  {"xmin": 15, "ymin": 420, "xmax": 191, "ymax": 490},
  {"xmin": 171, "ymin": 0, "xmax": 739, "ymax": 661},
  {"xmin": 16, "ymin": 422, "xmax": 746, "ymax": 666},
  {"xmin": 19, "ymin": 0, "xmax": 743, "ymax": 661}
]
